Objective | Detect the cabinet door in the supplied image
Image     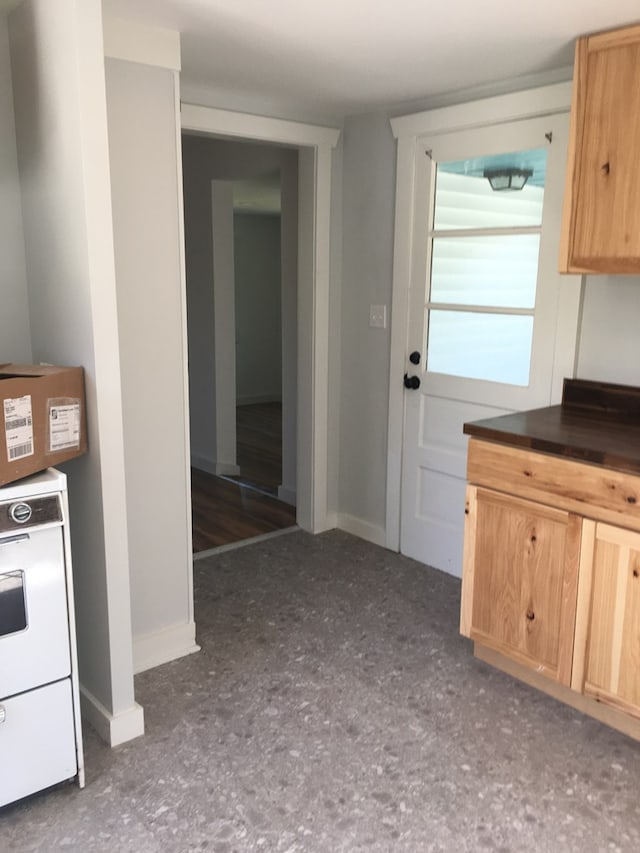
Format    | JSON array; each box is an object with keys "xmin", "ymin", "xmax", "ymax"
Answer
[
  {"xmin": 560, "ymin": 24, "xmax": 640, "ymax": 273},
  {"xmin": 573, "ymin": 522, "xmax": 640, "ymax": 717},
  {"xmin": 461, "ymin": 486, "xmax": 581, "ymax": 685}
]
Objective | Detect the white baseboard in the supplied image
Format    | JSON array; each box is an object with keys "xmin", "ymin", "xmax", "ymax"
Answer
[
  {"xmin": 277, "ymin": 484, "xmax": 297, "ymax": 506},
  {"xmin": 79, "ymin": 686, "xmax": 145, "ymax": 747},
  {"xmin": 336, "ymin": 513, "xmax": 386, "ymax": 547},
  {"xmin": 190, "ymin": 454, "xmax": 240, "ymax": 477},
  {"xmin": 133, "ymin": 620, "xmax": 200, "ymax": 675},
  {"xmin": 237, "ymin": 394, "xmax": 282, "ymax": 406}
]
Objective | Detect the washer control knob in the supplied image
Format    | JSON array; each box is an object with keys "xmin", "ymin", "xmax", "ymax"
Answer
[{"xmin": 9, "ymin": 502, "xmax": 32, "ymax": 524}]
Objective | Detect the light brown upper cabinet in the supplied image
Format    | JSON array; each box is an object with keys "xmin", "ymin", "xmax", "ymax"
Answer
[{"xmin": 559, "ymin": 23, "xmax": 640, "ymax": 274}]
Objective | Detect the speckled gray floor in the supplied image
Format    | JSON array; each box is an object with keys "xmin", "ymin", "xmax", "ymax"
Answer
[{"xmin": 3, "ymin": 529, "xmax": 640, "ymax": 852}]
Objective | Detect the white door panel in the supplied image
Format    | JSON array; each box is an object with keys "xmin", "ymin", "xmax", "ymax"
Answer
[
  {"xmin": 405, "ymin": 468, "xmax": 466, "ymax": 576},
  {"xmin": 401, "ymin": 395, "xmax": 510, "ymax": 569},
  {"xmin": 419, "ymin": 396, "xmax": 511, "ymax": 479},
  {"xmin": 400, "ymin": 112, "xmax": 580, "ymax": 573}
]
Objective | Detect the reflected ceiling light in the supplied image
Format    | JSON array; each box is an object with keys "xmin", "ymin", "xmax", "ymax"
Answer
[{"xmin": 483, "ymin": 167, "xmax": 533, "ymax": 192}]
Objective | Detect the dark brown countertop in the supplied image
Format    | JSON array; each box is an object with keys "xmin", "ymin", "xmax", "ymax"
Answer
[{"xmin": 463, "ymin": 379, "xmax": 640, "ymax": 476}]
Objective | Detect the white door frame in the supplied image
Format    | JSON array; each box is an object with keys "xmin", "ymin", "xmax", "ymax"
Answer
[
  {"xmin": 385, "ymin": 82, "xmax": 577, "ymax": 552},
  {"xmin": 180, "ymin": 104, "xmax": 340, "ymax": 533}
]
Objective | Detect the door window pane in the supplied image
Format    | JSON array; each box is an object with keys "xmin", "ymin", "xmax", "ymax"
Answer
[
  {"xmin": 433, "ymin": 148, "xmax": 547, "ymax": 231},
  {"xmin": 426, "ymin": 310, "xmax": 534, "ymax": 386},
  {"xmin": 430, "ymin": 234, "xmax": 540, "ymax": 309}
]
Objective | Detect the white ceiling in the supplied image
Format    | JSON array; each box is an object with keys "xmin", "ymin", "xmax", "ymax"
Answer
[{"xmin": 101, "ymin": 0, "xmax": 639, "ymax": 120}]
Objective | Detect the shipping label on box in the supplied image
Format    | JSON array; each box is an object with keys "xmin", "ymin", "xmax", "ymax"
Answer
[
  {"xmin": 48, "ymin": 400, "xmax": 81, "ymax": 452},
  {"xmin": 3, "ymin": 395, "xmax": 34, "ymax": 461}
]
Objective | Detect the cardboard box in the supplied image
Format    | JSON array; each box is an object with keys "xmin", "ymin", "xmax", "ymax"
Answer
[{"xmin": 0, "ymin": 364, "xmax": 87, "ymax": 487}]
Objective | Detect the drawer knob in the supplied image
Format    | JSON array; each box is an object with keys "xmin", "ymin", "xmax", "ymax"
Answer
[
  {"xmin": 526, "ymin": 610, "xmax": 535, "ymax": 622},
  {"xmin": 0, "ymin": 705, "xmax": 5, "ymax": 724}
]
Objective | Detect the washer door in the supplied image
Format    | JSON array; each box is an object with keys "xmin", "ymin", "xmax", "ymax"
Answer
[{"xmin": 0, "ymin": 526, "xmax": 70, "ymax": 698}]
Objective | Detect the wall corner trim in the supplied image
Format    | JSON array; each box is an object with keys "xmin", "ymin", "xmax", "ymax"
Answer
[
  {"xmin": 103, "ymin": 17, "xmax": 181, "ymax": 71},
  {"xmin": 79, "ymin": 686, "xmax": 145, "ymax": 747}
]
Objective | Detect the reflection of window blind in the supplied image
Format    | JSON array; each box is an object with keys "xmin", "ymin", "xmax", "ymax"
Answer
[
  {"xmin": 427, "ymin": 311, "xmax": 534, "ymax": 385},
  {"xmin": 434, "ymin": 171, "xmax": 545, "ymax": 230},
  {"xmin": 431, "ymin": 235, "xmax": 540, "ymax": 309},
  {"xmin": 427, "ymin": 172, "xmax": 545, "ymax": 386}
]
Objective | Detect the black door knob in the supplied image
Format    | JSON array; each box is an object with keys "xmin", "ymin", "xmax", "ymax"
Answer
[
  {"xmin": 409, "ymin": 351, "xmax": 421, "ymax": 365},
  {"xmin": 404, "ymin": 374, "xmax": 421, "ymax": 390}
]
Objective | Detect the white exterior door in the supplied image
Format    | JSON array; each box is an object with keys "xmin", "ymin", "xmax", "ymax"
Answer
[{"xmin": 399, "ymin": 113, "xmax": 581, "ymax": 575}]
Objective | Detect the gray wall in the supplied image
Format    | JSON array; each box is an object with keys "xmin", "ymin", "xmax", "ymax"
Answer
[
  {"xmin": 9, "ymin": 0, "xmax": 139, "ymax": 736},
  {"xmin": 577, "ymin": 275, "xmax": 640, "ymax": 385},
  {"xmin": 234, "ymin": 213, "xmax": 282, "ymax": 404},
  {"xmin": 338, "ymin": 113, "xmax": 396, "ymax": 530},
  {"xmin": 0, "ymin": 13, "xmax": 31, "ymax": 363},
  {"xmin": 105, "ymin": 57, "xmax": 195, "ymax": 664}
]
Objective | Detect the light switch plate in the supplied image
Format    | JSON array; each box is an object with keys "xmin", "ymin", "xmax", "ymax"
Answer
[{"xmin": 369, "ymin": 304, "xmax": 387, "ymax": 328}]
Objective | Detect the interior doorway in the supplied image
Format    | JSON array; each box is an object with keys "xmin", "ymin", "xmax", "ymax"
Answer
[
  {"xmin": 182, "ymin": 135, "xmax": 299, "ymax": 552},
  {"xmin": 180, "ymin": 104, "xmax": 339, "ymax": 549}
]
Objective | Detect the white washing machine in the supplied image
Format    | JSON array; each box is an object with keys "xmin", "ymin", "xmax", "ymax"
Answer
[{"xmin": 0, "ymin": 468, "xmax": 84, "ymax": 808}]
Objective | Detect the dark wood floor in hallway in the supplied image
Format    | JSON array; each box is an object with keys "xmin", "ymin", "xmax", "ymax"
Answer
[
  {"xmin": 191, "ymin": 402, "xmax": 296, "ymax": 552},
  {"xmin": 191, "ymin": 469, "xmax": 296, "ymax": 552},
  {"xmin": 230, "ymin": 401, "xmax": 283, "ymax": 494}
]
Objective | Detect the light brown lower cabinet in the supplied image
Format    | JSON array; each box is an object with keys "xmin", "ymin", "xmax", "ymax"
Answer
[
  {"xmin": 462, "ymin": 486, "xmax": 581, "ymax": 686},
  {"xmin": 574, "ymin": 521, "xmax": 640, "ymax": 720},
  {"xmin": 461, "ymin": 438, "xmax": 640, "ymax": 740}
]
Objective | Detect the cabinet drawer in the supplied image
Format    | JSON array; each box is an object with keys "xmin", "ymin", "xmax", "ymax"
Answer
[
  {"xmin": 467, "ymin": 439, "xmax": 640, "ymax": 531},
  {"xmin": 0, "ymin": 679, "xmax": 77, "ymax": 807}
]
